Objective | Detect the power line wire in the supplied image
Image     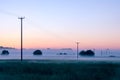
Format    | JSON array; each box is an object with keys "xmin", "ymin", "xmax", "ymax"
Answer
[
  {"xmin": 0, "ymin": 9, "xmax": 76, "ymax": 48},
  {"xmin": 25, "ymin": 17, "xmax": 75, "ymax": 43},
  {"xmin": 0, "ymin": 9, "xmax": 20, "ymax": 17}
]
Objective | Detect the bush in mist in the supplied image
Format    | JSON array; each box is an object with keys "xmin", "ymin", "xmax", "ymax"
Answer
[
  {"xmin": 33, "ymin": 50, "xmax": 42, "ymax": 55},
  {"xmin": 1, "ymin": 50, "xmax": 9, "ymax": 55},
  {"xmin": 79, "ymin": 50, "xmax": 94, "ymax": 56}
]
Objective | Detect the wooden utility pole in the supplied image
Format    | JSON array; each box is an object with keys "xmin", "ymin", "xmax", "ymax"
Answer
[
  {"xmin": 18, "ymin": 17, "xmax": 25, "ymax": 61},
  {"xmin": 76, "ymin": 42, "xmax": 79, "ymax": 59}
]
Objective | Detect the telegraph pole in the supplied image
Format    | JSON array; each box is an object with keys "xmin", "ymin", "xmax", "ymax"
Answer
[
  {"xmin": 76, "ymin": 42, "xmax": 79, "ymax": 59},
  {"xmin": 18, "ymin": 17, "xmax": 25, "ymax": 61}
]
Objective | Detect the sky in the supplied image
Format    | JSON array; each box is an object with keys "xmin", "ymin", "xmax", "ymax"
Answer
[{"xmin": 0, "ymin": 0, "xmax": 120, "ymax": 49}]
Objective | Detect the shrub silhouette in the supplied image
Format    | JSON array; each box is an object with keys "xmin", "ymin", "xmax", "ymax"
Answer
[
  {"xmin": 33, "ymin": 50, "xmax": 42, "ymax": 55},
  {"xmin": 1, "ymin": 50, "xmax": 9, "ymax": 55},
  {"xmin": 79, "ymin": 50, "xmax": 94, "ymax": 56}
]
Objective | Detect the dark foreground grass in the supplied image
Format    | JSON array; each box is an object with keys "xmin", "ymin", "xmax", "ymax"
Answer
[{"xmin": 0, "ymin": 60, "xmax": 120, "ymax": 80}]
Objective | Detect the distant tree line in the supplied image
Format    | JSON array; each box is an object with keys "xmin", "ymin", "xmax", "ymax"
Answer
[
  {"xmin": 0, "ymin": 49, "xmax": 94, "ymax": 57},
  {"xmin": 0, "ymin": 46, "xmax": 15, "ymax": 49}
]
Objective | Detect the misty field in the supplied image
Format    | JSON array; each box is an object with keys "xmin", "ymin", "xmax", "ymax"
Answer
[{"xmin": 0, "ymin": 60, "xmax": 120, "ymax": 80}]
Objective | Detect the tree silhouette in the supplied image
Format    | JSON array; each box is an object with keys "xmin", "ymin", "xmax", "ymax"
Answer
[
  {"xmin": 1, "ymin": 50, "xmax": 9, "ymax": 55},
  {"xmin": 79, "ymin": 50, "xmax": 94, "ymax": 56},
  {"xmin": 79, "ymin": 50, "xmax": 86, "ymax": 55},
  {"xmin": 33, "ymin": 50, "xmax": 42, "ymax": 55}
]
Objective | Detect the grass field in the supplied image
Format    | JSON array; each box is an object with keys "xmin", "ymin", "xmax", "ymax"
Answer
[{"xmin": 0, "ymin": 60, "xmax": 120, "ymax": 80}]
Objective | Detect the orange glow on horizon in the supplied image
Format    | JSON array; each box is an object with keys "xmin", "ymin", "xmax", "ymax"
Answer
[{"xmin": 0, "ymin": 32, "xmax": 120, "ymax": 49}]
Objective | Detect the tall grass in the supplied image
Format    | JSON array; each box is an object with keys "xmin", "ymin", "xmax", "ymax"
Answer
[{"xmin": 0, "ymin": 61, "xmax": 119, "ymax": 80}]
